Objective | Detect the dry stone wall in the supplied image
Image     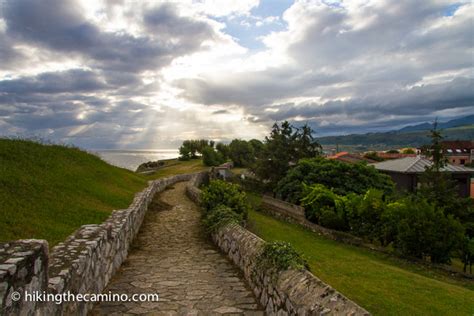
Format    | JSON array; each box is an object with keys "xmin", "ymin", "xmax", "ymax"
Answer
[
  {"xmin": 0, "ymin": 173, "xmax": 194, "ymax": 316},
  {"xmin": 261, "ymin": 195, "xmax": 372, "ymax": 249},
  {"xmin": 186, "ymin": 174, "xmax": 370, "ymax": 315}
]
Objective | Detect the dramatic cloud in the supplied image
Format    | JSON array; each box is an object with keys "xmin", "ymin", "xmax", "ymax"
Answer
[{"xmin": 0, "ymin": 0, "xmax": 472, "ymax": 147}]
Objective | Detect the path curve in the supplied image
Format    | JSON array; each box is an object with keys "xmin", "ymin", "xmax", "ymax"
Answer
[{"xmin": 92, "ymin": 181, "xmax": 263, "ymax": 315}]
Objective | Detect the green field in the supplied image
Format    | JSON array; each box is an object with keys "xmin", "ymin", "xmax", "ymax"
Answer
[{"xmin": 248, "ymin": 208, "xmax": 474, "ymax": 315}]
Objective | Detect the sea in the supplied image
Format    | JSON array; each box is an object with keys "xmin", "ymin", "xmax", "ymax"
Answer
[{"xmin": 94, "ymin": 149, "xmax": 179, "ymax": 171}]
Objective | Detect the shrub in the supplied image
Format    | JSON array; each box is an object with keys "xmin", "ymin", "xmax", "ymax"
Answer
[
  {"xmin": 255, "ymin": 241, "xmax": 308, "ymax": 273},
  {"xmin": 301, "ymin": 183, "xmax": 348, "ymax": 230},
  {"xmin": 202, "ymin": 205, "xmax": 242, "ymax": 233},
  {"xmin": 201, "ymin": 180, "xmax": 250, "ymax": 219},
  {"xmin": 348, "ymin": 189, "xmax": 387, "ymax": 243},
  {"xmin": 276, "ymin": 157, "xmax": 394, "ymax": 203},
  {"xmin": 382, "ymin": 197, "xmax": 464, "ymax": 263}
]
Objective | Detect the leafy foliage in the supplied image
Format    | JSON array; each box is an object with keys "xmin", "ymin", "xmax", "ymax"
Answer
[
  {"xmin": 253, "ymin": 121, "xmax": 322, "ymax": 189},
  {"xmin": 385, "ymin": 198, "xmax": 464, "ymax": 263},
  {"xmin": 201, "ymin": 180, "xmax": 250, "ymax": 219},
  {"xmin": 229, "ymin": 139, "xmax": 255, "ymax": 167},
  {"xmin": 202, "ymin": 146, "xmax": 225, "ymax": 166},
  {"xmin": 300, "ymin": 182, "xmax": 466, "ymax": 264},
  {"xmin": 255, "ymin": 241, "xmax": 308, "ymax": 273},
  {"xmin": 179, "ymin": 139, "xmax": 213, "ymax": 160},
  {"xmin": 276, "ymin": 157, "xmax": 394, "ymax": 203},
  {"xmin": 363, "ymin": 151, "xmax": 384, "ymax": 161},
  {"xmin": 300, "ymin": 183, "xmax": 348, "ymax": 230},
  {"xmin": 202, "ymin": 205, "xmax": 242, "ymax": 233}
]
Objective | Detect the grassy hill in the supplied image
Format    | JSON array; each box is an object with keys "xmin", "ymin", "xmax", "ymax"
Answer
[{"xmin": 0, "ymin": 139, "xmax": 148, "ymax": 245}]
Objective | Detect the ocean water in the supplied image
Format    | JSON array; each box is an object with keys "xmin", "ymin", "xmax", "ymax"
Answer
[{"xmin": 95, "ymin": 150, "xmax": 179, "ymax": 171}]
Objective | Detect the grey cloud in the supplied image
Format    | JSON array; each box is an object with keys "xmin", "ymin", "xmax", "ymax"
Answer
[
  {"xmin": 176, "ymin": 68, "xmax": 344, "ymax": 106},
  {"xmin": 176, "ymin": 1, "xmax": 473, "ymax": 134},
  {"xmin": 263, "ymin": 77, "xmax": 474, "ymax": 127},
  {"xmin": 0, "ymin": 69, "xmax": 108, "ymax": 94},
  {"xmin": 2, "ymin": 0, "xmax": 217, "ymax": 72}
]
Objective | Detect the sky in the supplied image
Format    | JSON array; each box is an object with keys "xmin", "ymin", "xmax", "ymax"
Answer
[{"xmin": 0, "ymin": 0, "xmax": 472, "ymax": 149}]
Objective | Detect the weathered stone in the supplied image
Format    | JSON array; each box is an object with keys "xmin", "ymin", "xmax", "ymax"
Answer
[{"xmin": 92, "ymin": 180, "xmax": 263, "ymax": 315}]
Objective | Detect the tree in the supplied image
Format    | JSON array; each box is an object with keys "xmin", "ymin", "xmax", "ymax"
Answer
[
  {"xmin": 275, "ymin": 157, "xmax": 394, "ymax": 203},
  {"xmin": 215, "ymin": 143, "xmax": 229, "ymax": 160},
  {"xmin": 178, "ymin": 139, "xmax": 212, "ymax": 160},
  {"xmin": 402, "ymin": 148, "xmax": 416, "ymax": 154},
  {"xmin": 390, "ymin": 198, "xmax": 464, "ymax": 263},
  {"xmin": 179, "ymin": 140, "xmax": 198, "ymax": 160},
  {"xmin": 249, "ymin": 139, "xmax": 264, "ymax": 157},
  {"xmin": 229, "ymin": 139, "xmax": 255, "ymax": 167},
  {"xmin": 202, "ymin": 146, "xmax": 225, "ymax": 166},
  {"xmin": 254, "ymin": 121, "xmax": 322, "ymax": 189},
  {"xmin": 364, "ymin": 151, "xmax": 384, "ymax": 162},
  {"xmin": 418, "ymin": 121, "xmax": 474, "ymax": 220}
]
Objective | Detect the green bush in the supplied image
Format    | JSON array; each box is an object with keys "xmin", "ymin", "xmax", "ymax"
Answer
[
  {"xmin": 301, "ymin": 183, "xmax": 348, "ymax": 230},
  {"xmin": 276, "ymin": 157, "xmax": 394, "ymax": 203},
  {"xmin": 202, "ymin": 205, "xmax": 242, "ymax": 233},
  {"xmin": 347, "ymin": 189, "xmax": 387, "ymax": 243},
  {"xmin": 387, "ymin": 199, "xmax": 464, "ymax": 263},
  {"xmin": 255, "ymin": 241, "xmax": 308, "ymax": 273},
  {"xmin": 201, "ymin": 180, "xmax": 250, "ymax": 219}
]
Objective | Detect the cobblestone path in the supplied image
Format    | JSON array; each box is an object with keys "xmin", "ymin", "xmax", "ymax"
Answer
[{"xmin": 92, "ymin": 181, "xmax": 263, "ymax": 315}]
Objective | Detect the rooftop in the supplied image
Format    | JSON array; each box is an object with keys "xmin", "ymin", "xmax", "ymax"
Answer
[{"xmin": 370, "ymin": 156, "xmax": 474, "ymax": 173}]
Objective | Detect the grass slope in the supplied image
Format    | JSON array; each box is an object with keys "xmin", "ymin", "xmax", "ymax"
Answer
[
  {"xmin": 145, "ymin": 158, "xmax": 208, "ymax": 179},
  {"xmin": 0, "ymin": 139, "xmax": 147, "ymax": 245},
  {"xmin": 248, "ymin": 209, "xmax": 474, "ymax": 315}
]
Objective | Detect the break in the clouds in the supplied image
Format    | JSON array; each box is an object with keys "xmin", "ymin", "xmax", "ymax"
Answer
[{"xmin": 0, "ymin": 0, "xmax": 472, "ymax": 148}]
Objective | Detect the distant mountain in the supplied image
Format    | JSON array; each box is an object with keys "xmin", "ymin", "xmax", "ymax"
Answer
[
  {"xmin": 399, "ymin": 115, "xmax": 474, "ymax": 132},
  {"xmin": 317, "ymin": 115, "xmax": 474, "ymax": 150}
]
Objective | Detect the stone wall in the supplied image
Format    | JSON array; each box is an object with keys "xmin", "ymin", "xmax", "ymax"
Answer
[
  {"xmin": 185, "ymin": 172, "xmax": 208, "ymax": 204},
  {"xmin": 261, "ymin": 195, "xmax": 371, "ymax": 249},
  {"xmin": 0, "ymin": 173, "xmax": 194, "ymax": 316},
  {"xmin": 186, "ymin": 174, "xmax": 370, "ymax": 315},
  {"xmin": 262, "ymin": 195, "xmax": 306, "ymax": 222}
]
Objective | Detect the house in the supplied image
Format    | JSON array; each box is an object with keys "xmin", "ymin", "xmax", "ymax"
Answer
[
  {"xmin": 212, "ymin": 162, "xmax": 234, "ymax": 180},
  {"xmin": 441, "ymin": 140, "xmax": 474, "ymax": 166},
  {"xmin": 327, "ymin": 151, "xmax": 376, "ymax": 164},
  {"xmin": 371, "ymin": 156, "xmax": 474, "ymax": 197},
  {"xmin": 376, "ymin": 152, "xmax": 417, "ymax": 160}
]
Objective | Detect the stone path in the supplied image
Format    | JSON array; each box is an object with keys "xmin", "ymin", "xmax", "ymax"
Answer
[{"xmin": 92, "ymin": 181, "xmax": 264, "ymax": 315}]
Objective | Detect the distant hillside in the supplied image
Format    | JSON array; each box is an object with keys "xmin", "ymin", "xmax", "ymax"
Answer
[
  {"xmin": 399, "ymin": 115, "xmax": 474, "ymax": 132},
  {"xmin": 318, "ymin": 116, "xmax": 474, "ymax": 150},
  {"xmin": 0, "ymin": 139, "xmax": 147, "ymax": 245}
]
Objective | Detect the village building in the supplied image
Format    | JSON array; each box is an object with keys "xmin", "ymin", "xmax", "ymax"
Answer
[
  {"xmin": 441, "ymin": 140, "xmax": 474, "ymax": 166},
  {"xmin": 327, "ymin": 151, "xmax": 377, "ymax": 164},
  {"xmin": 371, "ymin": 156, "xmax": 474, "ymax": 198}
]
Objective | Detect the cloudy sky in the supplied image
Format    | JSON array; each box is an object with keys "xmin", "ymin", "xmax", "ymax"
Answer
[{"xmin": 0, "ymin": 0, "xmax": 472, "ymax": 149}]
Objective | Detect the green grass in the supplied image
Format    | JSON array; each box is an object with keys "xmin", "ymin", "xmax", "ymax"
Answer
[
  {"xmin": 145, "ymin": 158, "xmax": 208, "ymax": 179},
  {"xmin": 248, "ymin": 208, "xmax": 474, "ymax": 316},
  {"xmin": 0, "ymin": 139, "xmax": 148, "ymax": 246}
]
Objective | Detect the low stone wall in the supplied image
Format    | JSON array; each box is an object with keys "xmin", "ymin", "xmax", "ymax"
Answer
[
  {"xmin": 186, "ymin": 175, "xmax": 370, "ymax": 315},
  {"xmin": 262, "ymin": 195, "xmax": 306, "ymax": 222},
  {"xmin": 261, "ymin": 195, "xmax": 371, "ymax": 249},
  {"xmin": 185, "ymin": 172, "xmax": 208, "ymax": 204},
  {"xmin": 0, "ymin": 173, "xmax": 194, "ymax": 316}
]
